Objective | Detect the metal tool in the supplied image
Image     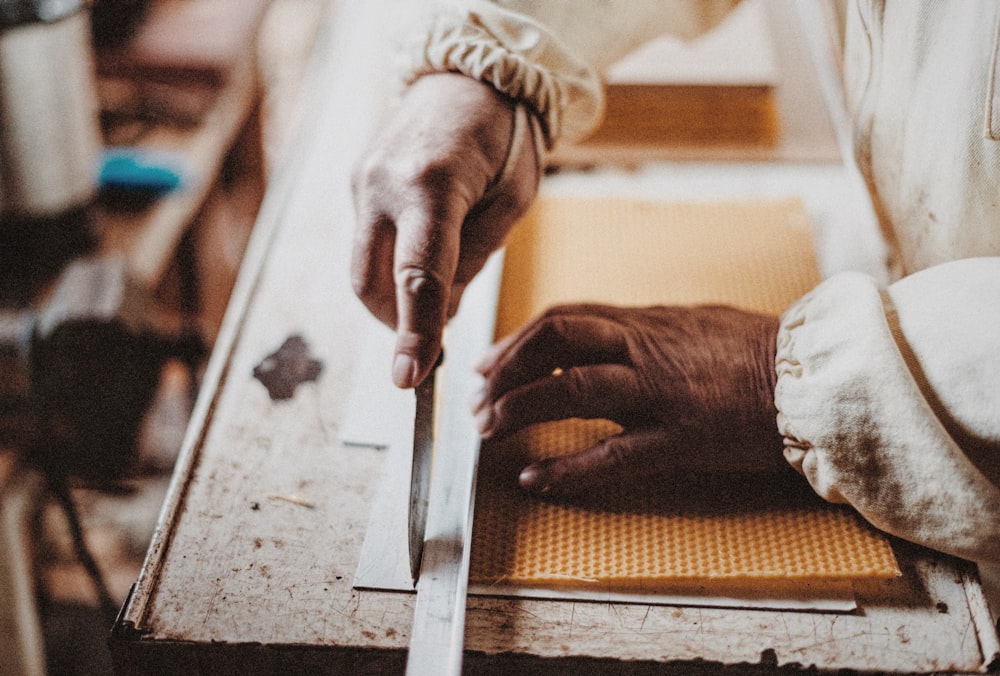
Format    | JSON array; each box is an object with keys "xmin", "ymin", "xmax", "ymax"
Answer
[
  {"xmin": 404, "ymin": 255, "xmax": 503, "ymax": 675},
  {"xmin": 409, "ymin": 351, "xmax": 442, "ymax": 583}
]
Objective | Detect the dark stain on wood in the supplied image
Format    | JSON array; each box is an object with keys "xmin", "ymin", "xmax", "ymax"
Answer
[{"xmin": 253, "ymin": 334, "xmax": 323, "ymax": 400}]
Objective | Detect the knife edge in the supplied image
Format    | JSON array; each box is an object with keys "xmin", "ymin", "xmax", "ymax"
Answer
[{"xmin": 408, "ymin": 353, "xmax": 441, "ymax": 584}]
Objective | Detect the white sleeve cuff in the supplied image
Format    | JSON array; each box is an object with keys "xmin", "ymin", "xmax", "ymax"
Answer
[
  {"xmin": 402, "ymin": 1, "xmax": 604, "ymax": 148},
  {"xmin": 775, "ymin": 260, "xmax": 1000, "ymax": 563}
]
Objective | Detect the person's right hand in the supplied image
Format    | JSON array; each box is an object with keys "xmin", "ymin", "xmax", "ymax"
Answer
[{"xmin": 351, "ymin": 73, "xmax": 541, "ymax": 389}]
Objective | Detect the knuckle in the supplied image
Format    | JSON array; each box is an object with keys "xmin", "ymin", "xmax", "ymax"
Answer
[
  {"xmin": 481, "ymin": 174, "xmax": 534, "ymax": 219},
  {"xmin": 355, "ymin": 151, "xmax": 485, "ymax": 230},
  {"xmin": 537, "ymin": 314, "xmax": 579, "ymax": 353},
  {"xmin": 396, "ymin": 265, "xmax": 446, "ymax": 303},
  {"xmin": 396, "ymin": 264, "xmax": 436, "ymax": 288},
  {"xmin": 533, "ymin": 310, "xmax": 569, "ymax": 337},
  {"xmin": 557, "ymin": 367, "xmax": 590, "ymax": 403},
  {"xmin": 597, "ymin": 436, "xmax": 632, "ymax": 468},
  {"xmin": 408, "ymin": 160, "xmax": 480, "ymax": 219},
  {"xmin": 412, "ymin": 158, "xmax": 461, "ymax": 193}
]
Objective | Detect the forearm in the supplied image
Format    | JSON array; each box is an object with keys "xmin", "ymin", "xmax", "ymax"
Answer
[{"xmin": 775, "ymin": 257, "xmax": 1000, "ymax": 563}]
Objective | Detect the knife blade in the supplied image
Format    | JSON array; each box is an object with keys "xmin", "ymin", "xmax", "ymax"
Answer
[{"xmin": 409, "ymin": 352, "xmax": 442, "ymax": 584}]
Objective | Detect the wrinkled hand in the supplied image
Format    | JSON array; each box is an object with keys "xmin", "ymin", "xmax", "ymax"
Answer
[
  {"xmin": 471, "ymin": 304, "xmax": 787, "ymax": 498},
  {"xmin": 352, "ymin": 73, "xmax": 540, "ymax": 388}
]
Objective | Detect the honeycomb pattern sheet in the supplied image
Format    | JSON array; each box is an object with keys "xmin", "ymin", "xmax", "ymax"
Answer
[{"xmin": 471, "ymin": 196, "xmax": 900, "ymax": 593}]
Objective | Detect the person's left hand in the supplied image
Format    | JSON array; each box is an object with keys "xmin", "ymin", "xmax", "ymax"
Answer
[{"xmin": 471, "ymin": 303, "xmax": 787, "ymax": 499}]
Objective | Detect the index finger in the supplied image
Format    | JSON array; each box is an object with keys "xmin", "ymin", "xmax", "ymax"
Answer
[
  {"xmin": 390, "ymin": 202, "xmax": 464, "ymax": 388},
  {"xmin": 481, "ymin": 362, "xmax": 643, "ymax": 440},
  {"xmin": 476, "ymin": 306, "xmax": 632, "ymax": 404}
]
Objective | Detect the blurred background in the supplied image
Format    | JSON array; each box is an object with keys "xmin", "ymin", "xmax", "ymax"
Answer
[{"xmin": 0, "ymin": 1, "xmax": 325, "ymax": 673}]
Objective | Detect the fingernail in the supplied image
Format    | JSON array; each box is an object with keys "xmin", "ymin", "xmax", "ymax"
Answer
[
  {"xmin": 518, "ymin": 465, "xmax": 550, "ymax": 494},
  {"xmin": 474, "ymin": 405, "xmax": 494, "ymax": 438},
  {"xmin": 393, "ymin": 354, "xmax": 415, "ymax": 389}
]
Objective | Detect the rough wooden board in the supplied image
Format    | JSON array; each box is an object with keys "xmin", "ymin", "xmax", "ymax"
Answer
[
  {"xmin": 111, "ymin": 1, "xmax": 1000, "ymax": 673},
  {"xmin": 115, "ymin": 0, "xmax": 411, "ymax": 650}
]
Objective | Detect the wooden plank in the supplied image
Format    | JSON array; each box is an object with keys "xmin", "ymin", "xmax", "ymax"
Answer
[{"xmin": 111, "ymin": 0, "xmax": 1000, "ymax": 673}]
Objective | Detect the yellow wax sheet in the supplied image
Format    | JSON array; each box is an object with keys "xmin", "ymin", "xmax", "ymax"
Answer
[
  {"xmin": 495, "ymin": 196, "xmax": 821, "ymax": 338},
  {"xmin": 471, "ymin": 196, "xmax": 900, "ymax": 593}
]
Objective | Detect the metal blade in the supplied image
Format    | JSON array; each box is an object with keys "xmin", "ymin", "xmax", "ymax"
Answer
[{"xmin": 408, "ymin": 354, "xmax": 441, "ymax": 583}]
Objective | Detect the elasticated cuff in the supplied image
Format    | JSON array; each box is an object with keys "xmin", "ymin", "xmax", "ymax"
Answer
[
  {"xmin": 403, "ymin": 2, "xmax": 604, "ymax": 148},
  {"xmin": 775, "ymin": 270, "xmax": 1000, "ymax": 563}
]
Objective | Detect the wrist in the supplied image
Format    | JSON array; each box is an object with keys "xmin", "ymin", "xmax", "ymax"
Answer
[
  {"xmin": 754, "ymin": 314, "xmax": 785, "ymax": 471},
  {"xmin": 403, "ymin": 4, "xmax": 603, "ymax": 147}
]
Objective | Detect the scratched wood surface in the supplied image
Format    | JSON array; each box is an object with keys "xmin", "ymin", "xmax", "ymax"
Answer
[{"xmin": 111, "ymin": 1, "xmax": 1000, "ymax": 674}]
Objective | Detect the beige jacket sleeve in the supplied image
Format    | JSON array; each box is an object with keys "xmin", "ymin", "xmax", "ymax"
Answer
[
  {"xmin": 775, "ymin": 257, "xmax": 1000, "ymax": 564},
  {"xmin": 403, "ymin": 0, "xmax": 738, "ymax": 147}
]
